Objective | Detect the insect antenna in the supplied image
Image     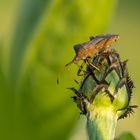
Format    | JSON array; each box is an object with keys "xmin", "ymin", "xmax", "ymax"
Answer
[
  {"xmin": 65, "ymin": 55, "xmax": 78, "ymax": 67},
  {"xmin": 56, "ymin": 64, "xmax": 77, "ymax": 85},
  {"xmin": 65, "ymin": 60, "xmax": 74, "ymax": 67}
]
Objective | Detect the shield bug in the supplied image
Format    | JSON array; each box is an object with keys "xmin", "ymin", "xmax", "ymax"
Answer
[{"xmin": 65, "ymin": 34, "xmax": 120, "ymax": 68}]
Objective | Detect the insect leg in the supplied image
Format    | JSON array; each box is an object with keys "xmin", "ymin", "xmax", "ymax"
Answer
[
  {"xmin": 100, "ymin": 49, "xmax": 119, "ymax": 57},
  {"xmin": 77, "ymin": 61, "xmax": 87, "ymax": 76},
  {"xmin": 85, "ymin": 57, "xmax": 100, "ymax": 72},
  {"xmin": 89, "ymin": 63, "xmax": 100, "ymax": 72}
]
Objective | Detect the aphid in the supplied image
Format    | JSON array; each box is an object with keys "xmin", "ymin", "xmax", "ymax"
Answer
[{"xmin": 65, "ymin": 34, "xmax": 120, "ymax": 67}]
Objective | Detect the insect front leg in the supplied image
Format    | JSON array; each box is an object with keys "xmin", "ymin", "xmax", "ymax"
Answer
[{"xmin": 77, "ymin": 61, "xmax": 87, "ymax": 76}]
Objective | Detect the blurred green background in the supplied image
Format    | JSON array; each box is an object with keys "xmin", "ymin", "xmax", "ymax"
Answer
[{"xmin": 0, "ymin": 0, "xmax": 139, "ymax": 140}]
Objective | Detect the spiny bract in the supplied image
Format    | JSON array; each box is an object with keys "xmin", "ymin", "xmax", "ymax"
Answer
[{"xmin": 70, "ymin": 49, "xmax": 137, "ymax": 119}]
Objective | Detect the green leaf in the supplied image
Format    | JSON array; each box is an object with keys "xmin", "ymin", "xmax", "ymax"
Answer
[{"xmin": 9, "ymin": 0, "xmax": 51, "ymax": 86}]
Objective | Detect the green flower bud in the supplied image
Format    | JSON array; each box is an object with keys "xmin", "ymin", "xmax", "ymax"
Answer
[{"xmin": 70, "ymin": 49, "xmax": 137, "ymax": 140}]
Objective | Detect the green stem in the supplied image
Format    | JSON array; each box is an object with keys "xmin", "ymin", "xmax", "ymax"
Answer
[{"xmin": 86, "ymin": 107, "xmax": 118, "ymax": 140}]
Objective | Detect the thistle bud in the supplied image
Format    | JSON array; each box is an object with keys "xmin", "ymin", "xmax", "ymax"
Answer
[{"xmin": 70, "ymin": 49, "xmax": 137, "ymax": 140}]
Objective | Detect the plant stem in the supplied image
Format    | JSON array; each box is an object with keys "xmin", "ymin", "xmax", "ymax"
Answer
[{"xmin": 86, "ymin": 107, "xmax": 118, "ymax": 140}]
